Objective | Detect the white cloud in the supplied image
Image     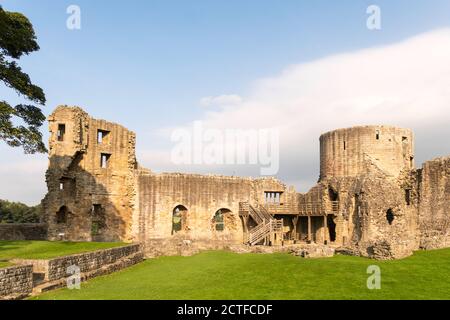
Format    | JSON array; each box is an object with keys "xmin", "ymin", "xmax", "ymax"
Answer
[
  {"xmin": 143, "ymin": 29, "xmax": 450, "ymax": 191},
  {"xmin": 199, "ymin": 94, "xmax": 243, "ymax": 108}
]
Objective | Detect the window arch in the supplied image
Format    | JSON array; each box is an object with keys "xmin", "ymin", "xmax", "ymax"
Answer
[
  {"xmin": 172, "ymin": 205, "xmax": 188, "ymax": 234},
  {"xmin": 56, "ymin": 206, "xmax": 68, "ymax": 224},
  {"xmin": 213, "ymin": 208, "xmax": 232, "ymax": 232}
]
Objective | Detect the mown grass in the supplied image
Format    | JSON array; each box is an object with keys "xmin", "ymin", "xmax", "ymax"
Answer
[
  {"xmin": 0, "ymin": 241, "xmax": 125, "ymax": 260},
  {"xmin": 33, "ymin": 248, "xmax": 450, "ymax": 300}
]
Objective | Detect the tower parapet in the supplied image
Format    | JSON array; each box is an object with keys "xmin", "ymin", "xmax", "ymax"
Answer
[{"xmin": 319, "ymin": 125, "xmax": 414, "ymax": 180}]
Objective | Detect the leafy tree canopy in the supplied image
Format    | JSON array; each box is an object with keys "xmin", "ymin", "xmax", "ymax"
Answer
[
  {"xmin": 0, "ymin": 5, "xmax": 46, "ymax": 153},
  {"xmin": 0, "ymin": 199, "xmax": 42, "ymax": 223}
]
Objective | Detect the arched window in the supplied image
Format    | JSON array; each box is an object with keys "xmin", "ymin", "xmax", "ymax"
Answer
[
  {"xmin": 213, "ymin": 209, "xmax": 232, "ymax": 232},
  {"xmin": 172, "ymin": 205, "xmax": 188, "ymax": 234},
  {"xmin": 56, "ymin": 206, "xmax": 68, "ymax": 224}
]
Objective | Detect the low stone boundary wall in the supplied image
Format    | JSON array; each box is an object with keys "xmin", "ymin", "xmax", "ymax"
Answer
[
  {"xmin": 0, "ymin": 223, "xmax": 47, "ymax": 241},
  {"xmin": 7, "ymin": 244, "xmax": 143, "ymax": 297},
  {"xmin": 0, "ymin": 265, "xmax": 33, "ymax": 300},
  {"xmin": 16, "ymin": 244, "xmax": 142, "ymax": 282},
  {"xmin": 48, "ymin": 244, "xmax": 142, "ymax": 281}
]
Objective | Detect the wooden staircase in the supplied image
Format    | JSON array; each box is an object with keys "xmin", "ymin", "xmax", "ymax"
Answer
[{"xmin": 240, "ymin": 202, "xmax": 283, "ymax": 246}]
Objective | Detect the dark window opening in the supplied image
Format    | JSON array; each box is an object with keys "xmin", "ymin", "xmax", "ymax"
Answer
[
  {"xmin": 57, "ymin": 124, "xmax": 65, "ymax": 141},
  {"xmin": 100, "ymin": 153, "xmax": 111, "ymax": 168},
  {"xmin": 328, "ymin": 186, "xmax": 339, "ymax": 201},
  {"xmin": 344, "ymin": 141, "xmax": 346, "ymax": 150},
  {"xmin": 386, "ymin": 209, "xmax": 394, "ymax": 225},
  {"xmin": 56, "ymin": 206, "xmax": 68, "ymax": 224},
  {"xmin": 97, "ymin": 129, "xmax": 110, "ymax": 144},
  {"xmin": 376, "ymin": 131, "xmax": 380, "ymax": 140},
  {"xmin": 327, "ymin": 215, "xmax": 337, "ymax": 242},
  {"xmin": 402, "ymin": 136, "xmax": 408, "ymax": 142},
  {"xmin": 405, "ymin": 189, "xmax": 411, "ymax": 206},
  {"xmin": 92, "ymin": 204, "xmax": 103, "ymax": 215},
  {"xmin": 59, "ymin": 178, "xmax": 75, "ymax": 194}
]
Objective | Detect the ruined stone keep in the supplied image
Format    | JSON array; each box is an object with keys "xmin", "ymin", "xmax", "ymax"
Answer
[{"xmin": 42, "ymin": 106, "xmax": 449, "ymax": 259}]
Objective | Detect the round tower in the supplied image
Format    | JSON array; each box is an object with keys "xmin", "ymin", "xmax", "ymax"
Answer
[{"xmin": 319, "ymin": 125, "xmax": 414, "ymax": 180}]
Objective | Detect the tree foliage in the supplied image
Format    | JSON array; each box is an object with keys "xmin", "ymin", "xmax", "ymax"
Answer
[
  {"xmin": 0, "ymin": 5, "xmax": 46, "ymax": 153},
  {"xmin": 0, "ymin": 199, "xmax": 42, "ymax": 223}
]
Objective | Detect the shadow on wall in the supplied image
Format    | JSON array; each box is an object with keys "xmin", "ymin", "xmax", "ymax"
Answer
[{"xmin": 43, "ymin": 154, "xmax": 129, "ymax": 242}]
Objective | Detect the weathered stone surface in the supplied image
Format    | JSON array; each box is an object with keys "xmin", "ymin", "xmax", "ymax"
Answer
[
  {"xmin": 42, "ymin": 106, "xmax": 137, "ymax": 242},
  {"xmin": 0, "ymin": 265, "xmax": 33, "ymax": 300},
  {"xmin": 418, "ymin": 157, "xmax": 450, "ymax": 249},
  {"xmin": 41, "ymin": 106, "xmax": 450, "ymax": 260},
  {"xmin": 293, "ymin": 244, "xmax": 335, "ymax": 259}
]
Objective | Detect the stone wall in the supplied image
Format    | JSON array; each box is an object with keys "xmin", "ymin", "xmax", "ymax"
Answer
[
  {"xmin": 43, "ymin": 106, "xmax": 137, "ymax": 242},
  {"xmin": 41, "ymin": 106, "xmax": 450, "ymax": 260},
  {"xmin": 418, "ymin": 156, "xmax": 450, "ymax": 249},
  {"xmin": 0, "ymin": 265, "xmax": 33, "ymax": 300},
  {"xmin": 0, "ymin": 223, "xmax": 47, "ymax": 241},
  {"xmin": 320, "ymin": 125, "xmax": 414, "ymax": 180},
  {"xmin": 137, "ymin": 172, "xmax": 289, "ymax": 252},
  {"xmin": 18, "ymin": 244, "xmax": 142, "ymax": 282}
]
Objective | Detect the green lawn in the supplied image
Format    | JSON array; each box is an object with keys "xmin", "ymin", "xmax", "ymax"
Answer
[
  {"xmin": 0, "ymin": 261, "xmax": 11, "ymax": 268},
  {"xmin": 33, "ymin": 248, "xmax": 450, "ymax": 300},
  {"xmin": 0, "ymin": 241, "xmax": 125, "ymax": 260}
]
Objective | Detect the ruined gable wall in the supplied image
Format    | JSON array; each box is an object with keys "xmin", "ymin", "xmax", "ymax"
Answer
[
  {"xmin": 418, "ymin": 156, "xmax": 450, "ymax": 249},
  {"xmin": 43, "ymin": 106, "xmax": 137, "ymax": 242}
]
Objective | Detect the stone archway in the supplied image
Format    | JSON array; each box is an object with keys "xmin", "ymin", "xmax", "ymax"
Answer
[
  {"xmin": 212, "ymin": 208, "xmax": 235, "ymax": 232},
  {"xmin": 172, "ymin": 205, "xmax": 188, "ymax": 234}
]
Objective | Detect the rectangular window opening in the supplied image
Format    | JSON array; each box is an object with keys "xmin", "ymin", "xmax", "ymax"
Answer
[
  {"xmin": 57, "ymin": 124, "xmax": 66, "ymax": 142},
  {"xmin": 100, "ymin": 153, "xmax": 111, "ymax": 168},
  {"xmin": 97, "ymin": 129, "xmax": 110, "ymax": 144},
  {"xmin": 264, "ymin": 192, "xmax": 283, "ymax": 204}
]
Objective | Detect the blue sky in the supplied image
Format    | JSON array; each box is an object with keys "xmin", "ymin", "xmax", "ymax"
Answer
[{"xmin": 1, "ymin": 0, "xmax": 450, "ymax": 204}]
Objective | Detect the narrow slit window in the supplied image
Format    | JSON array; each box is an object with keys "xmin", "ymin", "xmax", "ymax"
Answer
[
  {"xmin": 344, "ymin": 141, "xmax": 346, "ymax": 150},
  {"xmin": 57, "ymin": 124, "xmax": 66, "ymax": 141},
  {"xmin": 100, "ymin": 153, "xmax": 111, "ymax": 168},
  {"xmin": 376, "ymin": 131, "xmax": 380, "ymax": 140},
  {"xmin": 405, "ymin": 189, "xmax": 411, "ymax": 206}
]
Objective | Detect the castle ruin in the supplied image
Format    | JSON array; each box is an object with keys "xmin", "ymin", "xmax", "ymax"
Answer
[{"xmin": 42, "ymin": 106, "xmax": 450, "ymax": 259}]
